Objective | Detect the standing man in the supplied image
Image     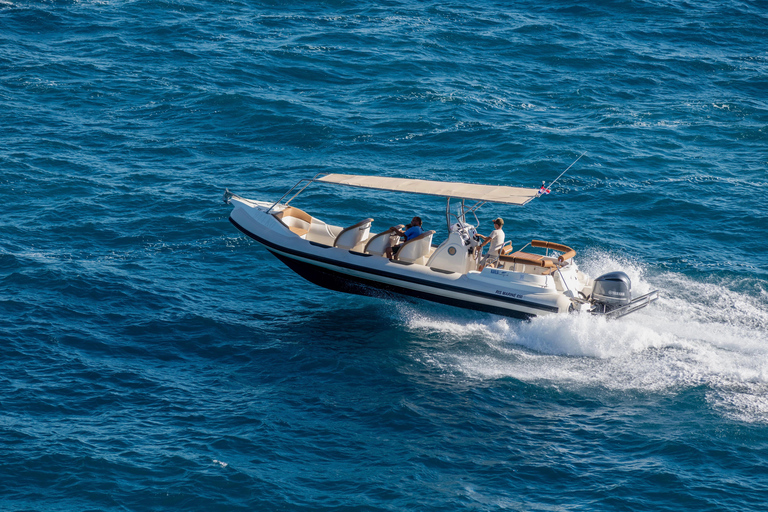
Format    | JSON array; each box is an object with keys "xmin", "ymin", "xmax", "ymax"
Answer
[{"xmin": 479, "ymin": 217, "xmax": 505, "ymax": 269}]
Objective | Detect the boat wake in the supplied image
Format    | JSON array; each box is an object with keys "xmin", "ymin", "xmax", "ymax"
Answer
[{"xmin": 399, "ymin": 252, "xmax": 768, "ymax": 424}]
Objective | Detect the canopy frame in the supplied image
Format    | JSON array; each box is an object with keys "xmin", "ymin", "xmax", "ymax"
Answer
[{"xmin": 267, "ymin": 173, "xmax": 539, "ymax": 213}]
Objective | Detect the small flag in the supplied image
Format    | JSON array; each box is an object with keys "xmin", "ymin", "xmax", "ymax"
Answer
[{"xmin": 538, "ymin": 184, "xmax": 550, "ymax": 195}]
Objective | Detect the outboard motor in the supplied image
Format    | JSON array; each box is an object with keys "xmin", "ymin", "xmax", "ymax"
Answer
[{"xmin": 591, "ymin": 271, "xmax": 631, "ymax": 314}]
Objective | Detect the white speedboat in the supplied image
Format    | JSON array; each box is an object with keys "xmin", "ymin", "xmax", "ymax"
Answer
[{"xmin": 224, "ymin": 173, "xmax": 657, "ymax": 319}]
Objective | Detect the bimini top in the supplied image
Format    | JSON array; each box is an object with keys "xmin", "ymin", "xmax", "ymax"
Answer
[{"xmin": 316, "ymin": 173, "xmax": 540, "ymax": 206}]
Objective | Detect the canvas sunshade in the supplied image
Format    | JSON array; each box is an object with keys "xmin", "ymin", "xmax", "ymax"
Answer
[{"xmin": 316, "ymin": 174, "xmax": 539, "ymax": 205}]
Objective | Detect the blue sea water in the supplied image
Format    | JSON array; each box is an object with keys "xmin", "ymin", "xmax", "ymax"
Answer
[{"xmin": 2, "ymin": 0, "xmax": 768, "ymax": 510}]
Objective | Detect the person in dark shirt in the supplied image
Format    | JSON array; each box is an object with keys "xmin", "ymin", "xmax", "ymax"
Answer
[{"xmin": 386, "ymin": 216, "xmax": 423, "ymax": 259}]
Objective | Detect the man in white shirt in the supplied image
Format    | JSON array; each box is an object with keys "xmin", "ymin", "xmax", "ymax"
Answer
[{"xmin": 479, "ymin": 218, "xmax": 505, "ymax": 269}]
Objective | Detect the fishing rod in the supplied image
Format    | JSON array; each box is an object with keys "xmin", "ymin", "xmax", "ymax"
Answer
[{"xmin": 538, "ymin": 151, "xmax": 587, "ymax": 196}]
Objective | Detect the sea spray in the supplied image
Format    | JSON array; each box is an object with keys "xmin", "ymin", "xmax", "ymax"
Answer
[{"xmin": 399, "ymin": 252, "xmax": 768, "ymax": 423}]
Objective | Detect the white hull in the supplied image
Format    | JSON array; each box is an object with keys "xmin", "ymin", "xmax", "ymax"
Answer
[{"xmin": 228, "ymin": 196, "xmax": 590, "ymax": 319}]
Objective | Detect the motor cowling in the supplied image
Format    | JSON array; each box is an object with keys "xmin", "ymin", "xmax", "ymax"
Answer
[{"xmin": 591, "ymin": 271, "xmax": 631, "ymax": 313}]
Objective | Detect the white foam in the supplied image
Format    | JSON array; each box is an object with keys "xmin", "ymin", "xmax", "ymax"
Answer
[{"xmin": 400, "ymin": 251, "xmax": 768, "ymax": 423}]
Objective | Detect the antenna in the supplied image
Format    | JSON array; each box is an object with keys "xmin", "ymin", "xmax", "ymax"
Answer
[{"xmin": 544, "ymin": 151, "xmax": 587, "ymax": 192}]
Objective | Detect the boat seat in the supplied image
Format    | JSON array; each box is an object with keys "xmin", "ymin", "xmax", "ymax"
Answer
[
  {"xmin": 273, "ymin": 206, "xmax": 312, "ymax": 238},
  {"xmin": 333, "ymin": 218, "xmax": 373, "ymax": 250},
  {"xmin": 498, "ymin": 251, "xmax": 556, "ymax": 273},
  {"xmin": 498, "ymin": 241, "xmax": 576, "ymax": 274},
  {"xmin": 395, "ymin": 230, "xmax": 436, "ymax": 265},
  {"xmin": 364, "ymin": 225, "xmax": 404, "ymax": 256}
]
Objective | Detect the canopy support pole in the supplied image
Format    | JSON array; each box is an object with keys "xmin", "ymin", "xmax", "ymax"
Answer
[{"xmin": 267, "ymin": 173, "xmax": 327, "ymax": 213}]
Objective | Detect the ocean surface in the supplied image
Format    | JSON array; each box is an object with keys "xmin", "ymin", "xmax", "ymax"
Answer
[{"xmin": 2, "ymin": 0, "xmax": 767, "ymax": 510}]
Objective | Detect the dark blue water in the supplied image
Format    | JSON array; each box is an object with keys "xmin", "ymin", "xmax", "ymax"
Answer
[{"xmin": 2, "ymin": 1, "xmax": 767, "ymax": 510}]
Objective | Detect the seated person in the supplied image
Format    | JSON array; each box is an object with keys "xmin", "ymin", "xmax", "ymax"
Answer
[
  {"xmin": 385, "ymin": 216, "xmax": 424, "ymax": 259},
  {"xmin": 478, "ymin": 217, "xmax": 505, "ymax": 269}
]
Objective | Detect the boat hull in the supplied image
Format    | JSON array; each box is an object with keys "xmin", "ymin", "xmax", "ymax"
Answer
[
  {"xmin": 270, "ymin": 247, "xmax": 536, "ymax": 319},
  {"xmin": 224, "ymin": 184, "xmax": 658, "ymax": 320},
  {"xmin": 229, "ymin": 213, "xmax": 566, "ymax": 319}
]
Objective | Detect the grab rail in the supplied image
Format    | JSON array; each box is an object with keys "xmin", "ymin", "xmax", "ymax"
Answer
[
  {"xmin": 531, "ymin": 240, "xmax": 576, "ymax": 262},
  {"xmin": 267, "ymin": 172, "xmax": 328, "ymax": 213},
  {"xmin": 498, "ymin": 253, "xmax": 556, "ymax": 268},
  {"xmin": 496, "ymin": 240, "xmax": 576, "ymax": 270}
]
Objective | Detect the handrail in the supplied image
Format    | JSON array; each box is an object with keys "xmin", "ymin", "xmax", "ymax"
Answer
[
  {"xmin": 498, "ymin": 252, "xmax": 556, "ymax": 268},
  {"xmin": 531, "ymin": 240, "xmax": 576, "ymax": 262},
  {"xmin": 497, "ymin": 240, "xmax": 576, "ymax": 269},
  {"xmin": 267, "ymin": 179, "xmax": 310, "ymax": 213},
  {"xmin": 267, "ymin": 172, "xmax": 328, "ymax": 213},
  {"xmin": 285, "ymin": 172, "xmax": 328, "ymax": 206}
]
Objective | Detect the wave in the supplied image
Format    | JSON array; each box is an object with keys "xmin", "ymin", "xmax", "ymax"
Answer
[{"xmin": 400, "ymin": 251, "xmax": 768, "ymax": 423}]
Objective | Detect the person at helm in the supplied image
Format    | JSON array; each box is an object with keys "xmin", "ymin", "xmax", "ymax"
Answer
[{"xmin": 478, "ymin": 217, "xmax": 505, "ymax": 269}]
